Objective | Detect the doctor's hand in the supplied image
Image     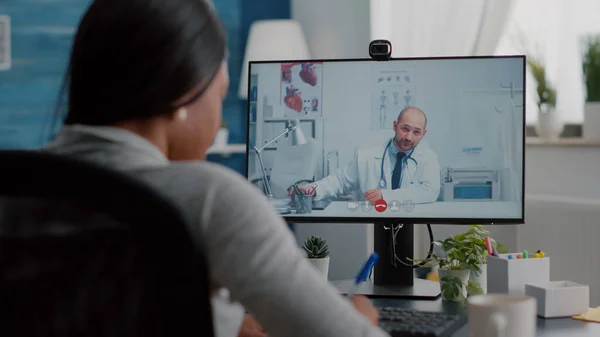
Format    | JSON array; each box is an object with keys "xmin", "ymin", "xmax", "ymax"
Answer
[
  {"xmin": 287, "ymin": 184, "xmax": 315, "ymax": 197},
  {"xmin": 364, "ymin": 189, "xmax": 383, "ymax": 204}
]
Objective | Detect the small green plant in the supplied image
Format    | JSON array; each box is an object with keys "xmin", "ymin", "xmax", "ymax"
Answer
[
  {"xmin": 302, "ymin": 235, "xmax": 329, "ymax": 259},
  {"xmin": 412, "ymin": 225, "xmax": 507, "ymax": 303},
  {"xmin": 411, "ymin": 234, "xmax": 480, "ymax": 302},
  {"xmin": 438, "ymin": 274, "xmax": 484, "ymax": 301},
  {"xmin": 438, "ymin": 271, "xmax": 466, "ymax": 301},
  {"xmin": 452, "ymin": 225, "xmax": 508, "ymax": 265},
  {"xmin": 466, "ymin": 279, "xmax": 484, "ymax": 297},
  {"xmin": 582, "ymin": 34, "xmax": 600, "ymax": 102},
  {"xmin": 527, "ymin": 56, "xmax": 557, "ymax": 111}
]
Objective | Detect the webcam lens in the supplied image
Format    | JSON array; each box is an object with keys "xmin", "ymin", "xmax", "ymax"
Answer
[
  {"xmin": 369, "ymin": 40, "xmax": 392, "ymax": 60},
  {"xmin": 374, "ymin": 45, "xmax": 388, "ymax": 53}
]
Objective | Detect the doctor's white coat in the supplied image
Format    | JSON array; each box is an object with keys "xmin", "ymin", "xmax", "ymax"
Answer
[{"xmin": 313, "ymin": 140, "xmax": 441, "ymax": 204}]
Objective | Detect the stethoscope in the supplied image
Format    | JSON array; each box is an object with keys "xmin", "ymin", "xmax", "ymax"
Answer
[{"xmin": 378, "ymin": 139, "xmax": 417, "ymax": 189}]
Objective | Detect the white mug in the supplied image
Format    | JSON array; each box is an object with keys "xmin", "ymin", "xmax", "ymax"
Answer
[{"xmin": 468, "ymin": 294, "xmax": 537, "ymax": 337}]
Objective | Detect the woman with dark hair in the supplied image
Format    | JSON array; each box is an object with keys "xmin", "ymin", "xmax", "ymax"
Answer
[{"xmin": 46, "ymin": 1, "xmax": 389, "ymax": 337}]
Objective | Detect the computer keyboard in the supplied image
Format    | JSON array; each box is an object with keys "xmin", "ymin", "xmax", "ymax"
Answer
[{"xmin": 377, "ymin": 307, "xmax": 466, "ymax": 337}]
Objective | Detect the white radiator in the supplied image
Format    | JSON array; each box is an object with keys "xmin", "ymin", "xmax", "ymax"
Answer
[{"xmin": 521, "ymin": 194, "xmax": 600, "ymax": 307}]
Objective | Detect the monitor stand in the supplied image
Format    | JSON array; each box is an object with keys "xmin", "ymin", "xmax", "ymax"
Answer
[{"xmin": 335, "ymin": 223, "xmax": 441, "ymax": 300}]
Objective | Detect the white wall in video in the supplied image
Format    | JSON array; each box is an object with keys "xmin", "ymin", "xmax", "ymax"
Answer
[{"xmin": 247, "ymin": 57, "xmax": 524, "ymax": 220}]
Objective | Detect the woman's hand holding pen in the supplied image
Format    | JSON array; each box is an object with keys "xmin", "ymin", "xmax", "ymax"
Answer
[
  {"xmin": 347, "ymin": 253, "xmax": 380, "ymax": 326},
  {"xmin": 238, "ymin": 314, "xmax": 267, "ymax": 337},
  {"xmin": 350, "ymin": 295, "xmax": 380, "ymax": 326}
]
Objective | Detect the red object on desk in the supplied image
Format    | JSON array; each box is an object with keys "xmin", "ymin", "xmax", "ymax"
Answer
[{"xmin": 485, "ymin": 236, "xmax": 493, "ymax": 256}]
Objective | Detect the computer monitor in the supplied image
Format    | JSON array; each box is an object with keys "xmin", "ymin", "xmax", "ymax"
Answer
[{"xmin": 245, "ymin": 55, "xmax": 525, "ymax": 298}]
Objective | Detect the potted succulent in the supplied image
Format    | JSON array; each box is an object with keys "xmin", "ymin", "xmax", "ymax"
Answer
[
  {"xmin": 527, "ymin": 56, "xmax": 561, "ymax": 140},
  {"xmin": 214, "ymin": 120, "xmax": 229, "ymax": 148},
  {"xmin": 302, "ymin": 235, "xmax": 330, "ymax": 281},
  {"xmin": 582, "ymin": 34, "xmax": 600, "ymax": 141}
]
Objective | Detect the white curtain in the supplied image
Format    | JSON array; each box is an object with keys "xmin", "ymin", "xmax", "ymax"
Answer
[
  {"xmin": 370, "ymin": 0, "xmax": 514, "ymax": 57},
  {"xmin": 495, "ymin": 0, "xmax": 588, "ymax": 125}
]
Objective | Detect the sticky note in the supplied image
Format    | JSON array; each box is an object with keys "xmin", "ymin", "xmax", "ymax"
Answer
[{"xmin": 573, "ymin": 307, "xmax": 600, "ymax": 323}]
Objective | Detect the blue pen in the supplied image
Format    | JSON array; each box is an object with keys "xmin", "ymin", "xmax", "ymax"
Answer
[{"xmin": 346, "ymin": 252, "xmax": 379, "ymax": 298}]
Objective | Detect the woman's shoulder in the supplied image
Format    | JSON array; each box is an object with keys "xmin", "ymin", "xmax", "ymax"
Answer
[
  {"xmin": 137, "ymin": 161, "xmax": 251, "ymax": 190},
  {"xmin": 167, "ymin": 160, "xmax": 244, "ymax": 180},
  {"xmin": 131, "ymin": 161, "xmax": 262, "ymax": 205}
]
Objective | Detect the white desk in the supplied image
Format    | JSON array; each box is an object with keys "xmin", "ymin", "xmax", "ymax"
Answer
[{"xmin": 289, "ymin": 200, "xmax": 521, "ymax": 220}]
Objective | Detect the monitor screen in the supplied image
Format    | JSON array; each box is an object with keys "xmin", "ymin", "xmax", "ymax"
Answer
[{"xmin": 245, "ymin": 56, "xmax": 525, "ymax": 224}]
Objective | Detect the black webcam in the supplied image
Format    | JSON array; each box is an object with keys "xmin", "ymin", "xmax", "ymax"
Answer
[{"xmin": 369, "ymin": 39, "xmax": 392, "ymax": 61}]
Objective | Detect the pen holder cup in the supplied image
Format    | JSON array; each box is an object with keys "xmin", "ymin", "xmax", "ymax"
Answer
[
  {"xmin": 487, "ymin": 254, "xmax": 550, "ymax": 296},
  {"xmin": 295, "ymin": 194, "xmax": 313, "ymax": 214}
]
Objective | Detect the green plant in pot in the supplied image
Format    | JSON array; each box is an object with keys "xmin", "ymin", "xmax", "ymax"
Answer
[
  {"xmin": 527, "ymin": 56, "xmax": 557, "ymax": 113},
  {"xmin": 302, "ymin": 235, "xmax": 330, "ymax": 281},
  {"xmin": 582, "ymin": 34, "xmax": 600, "ymax": 141},
  {"xmin": 527, "ymin": 55, "xmax": 562, "ymax": 139},
  {"xmin": 412, "ymin": 225, "xmax": 507, "ymax": 303},
  {"xmin": 583, "ymin": 35, "xmax": 600, "ymax": 102},
  {"xmin": 453, "ymin": 225, "xmax": 508, "ymax": 296},
  {"xmin": 412, "ymin": 238, "xmax": 479, "ymax": 302}
]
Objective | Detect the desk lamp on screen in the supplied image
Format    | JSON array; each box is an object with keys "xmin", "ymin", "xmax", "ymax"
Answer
[
  {"xmin": 244, "ymin": 40, "xmax": 526, "ymax": 299},
  {"xmin": 253, "ymin": 119, "xmax": 307, "ymax": 214}
]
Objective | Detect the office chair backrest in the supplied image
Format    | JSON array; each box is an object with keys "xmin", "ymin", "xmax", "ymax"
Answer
[
  {"xmin": 0, "ymin": 150, "xmax": 213, "ymax": 337},
  {"xmin": 269, "ymin": 137, "xmax": 321, "ymax": 198}
]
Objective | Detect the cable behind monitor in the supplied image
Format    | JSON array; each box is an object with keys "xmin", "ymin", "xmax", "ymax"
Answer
[{"xmin": 388, "ymin": 224, "xmax": 434, "ymax": 269}]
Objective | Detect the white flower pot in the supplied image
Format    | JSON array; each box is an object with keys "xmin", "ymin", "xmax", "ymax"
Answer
[
  {"xmin": 535, "ymin": 104, "xmax": 563, "ymax": 140},
  {"xmin": 213, "ymin": 128, "xmax": 229, "ymax": 148},
  {"xmin": 470, "ymin": 263, "xmax": 487, "ymax": 294},
  {"xmin": 307, "ymin": 257, "xmax": 330, "ymax": 281},
  {"xmin": 583, "ymin": 102, "xmax": 600, "ymax": 142},
  {"xmin": 438, "ymin": 268, "xmax": 470, "ymax": 302}
]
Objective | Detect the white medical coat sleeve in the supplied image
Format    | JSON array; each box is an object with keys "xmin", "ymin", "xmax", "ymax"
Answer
[
  {"xmin": 381, "ymin": 155, "xmax": 441, "ymax": 204},
  {"xmin": 314, "ymin": 150, "xmax": 360, "ymax": 201}
]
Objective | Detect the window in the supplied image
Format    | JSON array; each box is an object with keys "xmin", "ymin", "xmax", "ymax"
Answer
[{"xmin": 495, "ymin": 0, "xmax": 600, "ymax": 125}]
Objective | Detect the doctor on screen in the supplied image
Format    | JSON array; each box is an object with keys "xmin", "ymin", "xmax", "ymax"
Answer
[{"xmin": 294, "ymin": 106, "xmax": 441, "ymax": 205}]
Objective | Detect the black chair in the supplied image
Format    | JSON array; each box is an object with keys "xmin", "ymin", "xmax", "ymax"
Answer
[{"xmin": 0, "ymin": 150, "xmax": 213, "ymax": 337}]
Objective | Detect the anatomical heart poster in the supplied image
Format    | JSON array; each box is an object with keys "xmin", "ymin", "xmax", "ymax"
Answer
[{"xmin": 280, "ymin": 62, "xmax": 323, "ymax": 118}]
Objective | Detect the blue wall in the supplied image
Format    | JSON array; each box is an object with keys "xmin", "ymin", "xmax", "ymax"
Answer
[
  {"xmin": 0, "ymin": 0, "xmax": 92, "ymax": 149},
  {"xmin": 208, "ymin": 0, "xmax": 290, "ymax": 175},
  {"xmin": 0, "ymin": 0, "xmax": 290, "ymax": 177},
  {"xmin": 207, "ymin": 0, "xmax": 244, "ymax": 174}
]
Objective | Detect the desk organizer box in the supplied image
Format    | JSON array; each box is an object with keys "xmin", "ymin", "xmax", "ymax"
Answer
[
  {"xmin": 525, "ymin": 281, "xmax": 590, "ymax": 318},
  {"xmin": 486, "ymin": 254, "xmax": 550, "ymax": 295},
  {"xmin": 487, "ymin": 254, "xmax": 590, "ymax": 318}
]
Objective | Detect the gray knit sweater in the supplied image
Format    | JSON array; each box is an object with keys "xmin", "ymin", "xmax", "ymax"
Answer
[{"xmin": 46, "ymin": 125, "xmax": 390, "ymax": 337}]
